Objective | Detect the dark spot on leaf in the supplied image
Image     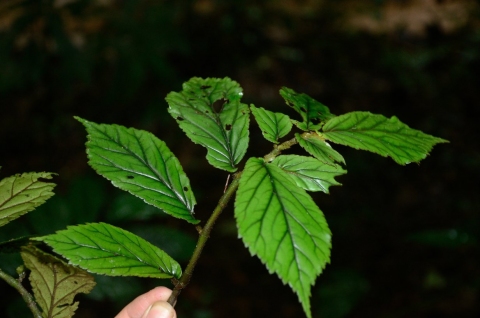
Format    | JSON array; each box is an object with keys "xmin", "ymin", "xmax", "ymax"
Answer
[
  {"xmin": 200, "ymin": 85, "xmax": 211, "ymax": 90},
  {"xmin": 225, "ymin": 124, "xmax": 232, "ymax": 131},
  {"xmin": 189, "ymin": 98, "xmax": 195, "ymax": 101},
  {"xmin": 183, "ymin": 187, "xmax": 188, "ymax": 191},
  {"xmin": 126, "ymin": 175, "xmax": 134, "ymax": 179},
  {"xmin": 177, "ymin": 117, "xmax": 184, "ymax": 121},
  {"xmin": 212, "ymin": 99, "xmax": 224, "ymax": 113}
]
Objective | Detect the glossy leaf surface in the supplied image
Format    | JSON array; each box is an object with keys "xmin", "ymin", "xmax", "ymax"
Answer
[
  {"xmin": 296, "ymin": 133, "xmax": 345, "ymax": 166},
  {"xmin": 0, "ymin": 172, "xmax": 56, "ymax": 227},
  {"xmin": 250, "ymin": 105, "xmax": 292, "ymax": 143},
  {"xmin": 235, "ymin": 158, "xmax": 331, "ymax": 318},
  {"xmin": 280, "ymin": 87, "xmax": 335, "ymax": 131},
  {"xmin": 21, "ymin": 245, "xmax": 96, "ymax": 318},
  {"xmin": 272, "ymin": 155, "xmax": 346, "ymax": 193},
  {"xmin": 36, "ymin": 223, "xmax": 182, "ymax": 279},
  {"xmin": 321, "ymin": 112, "xmax": 448, "ymax": 165},
  {"xmin": 166, "ymin": 77, "xmax": 250, "ymax": 172},
  {"xmin": 76, "ymin": 117, "xmax": 198, "ymax": 224}
]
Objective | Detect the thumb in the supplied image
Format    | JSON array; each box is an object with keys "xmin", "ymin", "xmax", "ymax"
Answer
[{"xmin": 142, "ymin": 301, "xmax": 176, "ymax": 318}]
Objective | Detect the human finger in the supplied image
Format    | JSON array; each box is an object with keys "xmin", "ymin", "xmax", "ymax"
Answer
[{"xmin": 115, "ymin": 286, "xmax": 173, "ymax": 318}]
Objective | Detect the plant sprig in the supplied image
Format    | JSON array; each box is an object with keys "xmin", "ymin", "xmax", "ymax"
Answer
[{"xmin": 36, "ymin": 77, "xmax": 447, "ymax": 318}]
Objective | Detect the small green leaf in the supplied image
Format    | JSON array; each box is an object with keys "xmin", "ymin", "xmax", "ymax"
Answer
[
  {"xmin": 280, "ymin": 87, "xmax": 335, "ymax": 131},
  {"xmin": 321, "ymin": 112, "xmax": 449, "ymax": 165},
  {"xmin": 272, "ymin": 155, "xmax": 346, "ymax": 193},
  {"xmin": 0, "ymin": 172, "xmax": 56, "ymax": 227},
  {"xmin": 166, "ymin": 77, "xmax": 250, "ymax": 172},
  {"xmin": 21, "ymin": 245, "xmax": 96, "ymax": 318},
  {"xmin": 296, "ymin": 133, "xmax": 345, "ymax": 166},
  {"xmin": 35, "ymin": 223, "xmax": 182, "ymax": 279},
  {"xmin": 250, "ymin": 105, "xmax": 292, "ymax": 143},
  {"xmin": 235, "ymin": 158, "xmax": 331, "ymax": 318},
  {"xmin": 75, "ymin": 117, "xmax": 198, "ymax": 224}
]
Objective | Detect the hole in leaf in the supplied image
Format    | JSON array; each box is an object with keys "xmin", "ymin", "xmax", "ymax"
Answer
[
  {"xmin": 177, "ymin": 117, "xmax": 184, "ymax": 121},
  {"xmin": 183, "ymin": 187, "xmax": 188, "ymax": 191},
  {"xmin": 200, "ymin": 85, "xmax": 211, "ymax": 90},
  {"xmin": 212, "ymin": 99, "xmax": 224, "ymax": 113},
  {"xmin": 225, "ymin": 124, "xmax": 232, "ymax": 131},
  {"xmin": 300, "ymin": 107, "xmax": 307, "ymax": 113},
  {"xmin": 126, "ymin": 175, "xmax": 134, "ymax": 179}
]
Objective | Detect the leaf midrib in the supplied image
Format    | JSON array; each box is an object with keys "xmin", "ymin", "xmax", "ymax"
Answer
[{"xmin": 90, "ymin": 124, "xmax": 192, "ymax": 212}]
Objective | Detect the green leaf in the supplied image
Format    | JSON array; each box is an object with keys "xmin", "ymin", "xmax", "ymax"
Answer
[
  {"xmin": 280, "ymin": 87, "xmax": 335, "ymax": 131},
  {"xmin": 166, "ymin": 77, "xmax": 250, "ymax": 172},
  {"xmin": 125, "ymin": 224, "xmax": 196, "ymax": 262},
  {"xmin": 272, "ymin": 155, "xmax": 346, "ymax": 193},
  {"xmin": 0, "ymin": 172, "xmax": 56, "ymax": 227},
  {"xmin": 321, "ymin": 112, "xmax": 449, "ymax": 165},
  {"xmin": 296, "ymin": 133, "xmax": 345, "ymax": 166},
  {"xmin": 235, "ymin": 158, "xmax": 331, "ymax": 318},
  {"xmin": 35, "ymin": 223, "xmax": 182, "ymax": 279},
  {"xmin": 21, "ymin": 245, "xmax": 96, "ymax": 318},
  {"xmin": 250, "ymin": 105, "xmax": 292, "ymax": 143},
  {"xmin": 75, "ymin": 117, "xmax": 198, "ymax": 224}
]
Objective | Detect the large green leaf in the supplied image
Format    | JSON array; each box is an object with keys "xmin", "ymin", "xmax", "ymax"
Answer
[
  {"xmin": 0, "ymin": 172, "xmax": 56, "ymax": 227},
  {"xmin": 235, "ymin": 158, "xmax": 331, "ymax": 318},
  {"xmin": 250, "ymin": 105, "xmax": 292, "ymax": 143},
  {"xmin": 166, "ymin": 77, "xmax": 250, "ymax": 172},
  {"xmin": 321, "ymin": 112, "xmax": 449, "ymax": 165},
  {"xmin": 296, "ymin": 133, "xmax": 345, "ymax": 166},
  {"xmin": 21, "ymin": 245, "xmax": 96, "ymax": 318},
  {"xmin": 75, "ymin": 117, "xmax": 198, "ymax": 224},
  {"xmin": 280, "ymin": 87, "xmax": 335, "ymax": 131},
  {"xmin": 272, "ymin": 155, "xmax": 346, "ymax": 193},
  {"xmin": 35, "ymin": 223, "xmax": 182, "ymax": 279}
]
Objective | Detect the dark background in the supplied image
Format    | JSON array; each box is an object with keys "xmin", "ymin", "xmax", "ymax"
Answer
[{"xmin": 0, "ymin": 0, "xmax": 478, "ymax": 317}]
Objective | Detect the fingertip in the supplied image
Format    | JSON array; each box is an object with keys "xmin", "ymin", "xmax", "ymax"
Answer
[{"xmin": 143, "ymin": 301, "xmax": 176, "ymax": 318}]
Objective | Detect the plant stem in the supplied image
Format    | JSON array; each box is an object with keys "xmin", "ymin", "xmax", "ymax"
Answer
[
  {"xmin": 168, "ymin": 171, "xmax": 242, "ymax": 305},
  {"xmin": 263, "ymin": 136, "xmax": 298, "ymax": 162},
  {"xmin": 0, "ymin": 268, "xmax": 42, "ymax": 318}
]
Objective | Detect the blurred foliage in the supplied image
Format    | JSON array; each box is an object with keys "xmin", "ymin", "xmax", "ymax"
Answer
[{"xmin": 1, "ymin": 0, "xmax": 479, "ymax": 317}]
